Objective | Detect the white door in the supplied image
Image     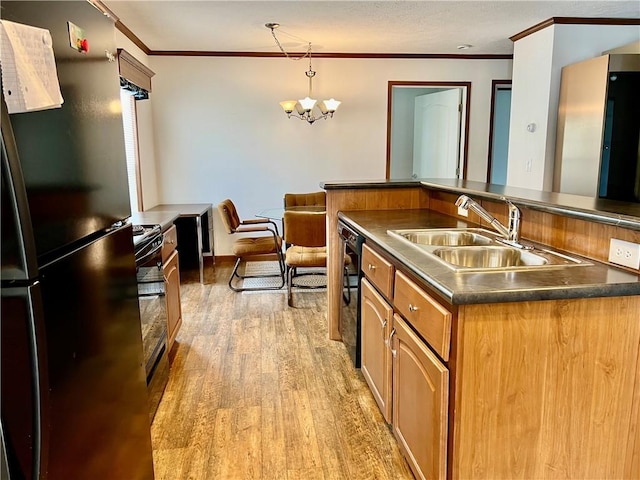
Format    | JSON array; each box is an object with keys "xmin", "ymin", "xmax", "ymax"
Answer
[{"xmin": 412, "ymin": 89, "xmax": 462, "ymax": 179}]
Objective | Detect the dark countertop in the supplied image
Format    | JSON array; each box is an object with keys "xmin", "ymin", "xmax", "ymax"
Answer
[
  {"xmin": 130, "ymin": 211, "xmax": 180, "ymax": 232},
  {"xmin": 147, "ymin": 203, "xmax": 211, "ymax": 217},
  {"xmin": 339, "ymin": 209, "xmax": 640, "ymax": 306},
  {"xmin": 321, "ymin": 178, "xmax": 640, "ymax": 231}
]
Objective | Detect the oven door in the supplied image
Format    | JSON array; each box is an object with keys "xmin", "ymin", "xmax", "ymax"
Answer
[
  {"xmin": 135, "ymin": 238, "xmax": 167, "ymax": 379},
  {"xmin": 135, "ymin": 235, "xmax": 169, "ymax": 420}
]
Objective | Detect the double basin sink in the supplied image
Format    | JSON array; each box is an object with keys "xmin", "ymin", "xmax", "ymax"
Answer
[{"xmin": 387, "ymin": 228, "xmax": 591, "ymax": 272}]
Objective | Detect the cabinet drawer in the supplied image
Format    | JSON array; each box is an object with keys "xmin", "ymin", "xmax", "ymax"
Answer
[
  {"xmin": 362, "ymin": 244, "xmax": 394, "ymax": 299},
  {"xmin": 394, "ymin": 271, "xmax": 452, "ymax": 361},
  {"xmin": 162, "ymin": 224, "xmax": 178, "ymax": 262}
]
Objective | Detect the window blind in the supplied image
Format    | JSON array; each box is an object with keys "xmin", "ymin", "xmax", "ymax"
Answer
[{"xmin": 120, "ymin": 89, "xmax": 142, "ymax": 212}]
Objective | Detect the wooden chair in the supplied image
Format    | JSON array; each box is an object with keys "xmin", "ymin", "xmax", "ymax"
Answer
[
  {"xmin": 283, "ymin": 210, "xmax": 350, "ymax": 307},
  {"xmin": 217, "ymin": 199, "xmax": 285, "ymax": 292}
]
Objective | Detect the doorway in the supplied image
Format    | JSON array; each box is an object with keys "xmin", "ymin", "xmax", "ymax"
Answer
[
  {"xmin": 386, "ymin": 81, "xmax": 470, "ymax": 180},
  {"xmin": 486, "ymin": 80, "xmax": 512, "ymax": 185}
]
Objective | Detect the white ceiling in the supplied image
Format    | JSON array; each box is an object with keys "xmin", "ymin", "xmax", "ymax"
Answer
[{"xmin": 103, "ymin": 1, "xmax": 640, "ymax": 55}]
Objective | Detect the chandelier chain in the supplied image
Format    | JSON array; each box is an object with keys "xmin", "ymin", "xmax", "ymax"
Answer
[{"xmin": 269, "ymin": 27, "xmax": 312, "ymax": 61}]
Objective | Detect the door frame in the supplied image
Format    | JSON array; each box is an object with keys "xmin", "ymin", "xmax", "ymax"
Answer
[
  {"xmin": 486, "ymin": 79, "xmax": 512, "ymax": 183},
  {"xmin": 386, "ymin": 81, "xmax": 471, "ymax": 180}
]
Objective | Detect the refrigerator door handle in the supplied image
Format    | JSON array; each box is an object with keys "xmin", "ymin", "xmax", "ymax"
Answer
[
  {"xmin": 1, "ymin": 420, "xmax": 11, "ymax": 480},
  {"xmin": 1, "ymin": 97, "xmax": 38, "ymax": 280},
  {"xmin": 25, "ymin": 283, "xmax": 49, "ymax": 480},
  {"xmin": 1, "ymin": 284, "xmax": 50, "ymax": 480}
]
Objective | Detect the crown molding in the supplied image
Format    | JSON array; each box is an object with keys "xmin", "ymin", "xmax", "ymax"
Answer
[
  {"xmin": 511, "ymin": 17, "xmax": 640, "ymax": 42},
  {"xmin": 113, "ymin": 18, "xmax": 511, "ymax": 59},
  {"xmin": 115, "ymin": 20, "xmax": 151, "ymax": 55},
  {"xmin": 147, "ymin": 51, "xmax": 513, "ymax": 59}
]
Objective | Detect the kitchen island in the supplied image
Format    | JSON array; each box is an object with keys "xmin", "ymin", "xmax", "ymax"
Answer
[{"xmin": 322, "ymin": 179, "xmax": 640, "ymax": 479}]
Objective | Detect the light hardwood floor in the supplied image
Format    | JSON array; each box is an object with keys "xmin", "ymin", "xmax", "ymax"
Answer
[{"xmin": 150, "ymin": 260, "xmax": 414, "ymax": 480}]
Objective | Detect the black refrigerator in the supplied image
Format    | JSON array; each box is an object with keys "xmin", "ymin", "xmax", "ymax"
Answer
[{"xmin": 1, "ymin": 2, "xmax": 154, "ymax": 479}]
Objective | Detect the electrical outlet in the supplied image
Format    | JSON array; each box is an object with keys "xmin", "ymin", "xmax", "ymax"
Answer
[
  {"xmin": 457, "ymin": 206, "xmax": 468, "ymax": 217},
  {"xmin": 608, "ymin": 238, "xmax": 640, "ymax": 270}
]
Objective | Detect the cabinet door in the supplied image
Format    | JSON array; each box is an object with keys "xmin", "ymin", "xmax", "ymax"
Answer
[
  {"xmin": 164, "ymin": 250, "xmax": 182, "ymax": 352},
  {"xmin": 361, "ymin": 278, "xmax": 393, "ymax": 422},
  {"xmin": 392, "ymin": 314, "xmax": 448, "ymax": 480}
]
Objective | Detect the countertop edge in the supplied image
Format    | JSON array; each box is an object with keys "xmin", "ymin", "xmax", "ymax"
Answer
[
  {"xmin": 338, "ymin": 211, "xmax": 640, "ymax": 306},
  {"xmin": 130, "ymin": 211, "xmax": 180, "ymax": 232}
]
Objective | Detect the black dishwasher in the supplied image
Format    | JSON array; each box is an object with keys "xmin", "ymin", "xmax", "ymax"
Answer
[{"xmin": 338, "ymin": 218, "xmax": 365, "ymax": 367}]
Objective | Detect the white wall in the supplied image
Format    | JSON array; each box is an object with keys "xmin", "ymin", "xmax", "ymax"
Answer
[
  {"xmin": 507, "ymin": 24, "xmax": 640, "ymax": 191},
  {"xmin": 146, "ymin": 56, "xmax": 511, "ymax": 255},
  {"xmin": 115, "ymin": 32, "xmax": 160, "ymax": 210}
]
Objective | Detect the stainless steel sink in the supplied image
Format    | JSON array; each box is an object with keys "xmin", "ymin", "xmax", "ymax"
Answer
[
  {"xmin": 388, "ymin": 228, "xmax": 495, "ymax": 246},
  {"xmin": 433, "ymin": 246, "xmax": 547, "ymax": 268},
  {"xmin": 432, "ymin": 245, "xmax": 591, "ymax": 271},
  {"xmin": 387, "ymin": 227, "xmax": 592, "ymax": 272}
]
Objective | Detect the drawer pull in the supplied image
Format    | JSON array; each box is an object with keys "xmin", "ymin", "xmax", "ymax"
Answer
[
  {"xmin": 408, "ymin": 303, "xmax": 419, "ymax": 312},
  {"xmin": 368, "ymin": 264, "xmax": 376, "ymax": 271}
]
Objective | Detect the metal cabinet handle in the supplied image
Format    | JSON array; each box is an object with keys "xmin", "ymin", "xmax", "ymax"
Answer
[
  {"xmin": 408, "ymin": 303, "xmax": 418, "ymax": 312},
  {"xmin": 368, "ymin": 263, "xmax": 377, "ymax": 271},
  {"xmin": 389, "ymin": 327, "xmax": 397, "ymax": 357}
]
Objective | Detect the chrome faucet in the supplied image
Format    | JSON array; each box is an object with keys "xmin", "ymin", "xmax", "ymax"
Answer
[{"xmin": 455, "ymin": 194, "xmax": 530, "ymax": 249}]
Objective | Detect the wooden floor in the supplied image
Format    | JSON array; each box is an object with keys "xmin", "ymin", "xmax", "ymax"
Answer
[{"xmin": 150, "ymin": 259, "xmax": 414, "ymax": 479}]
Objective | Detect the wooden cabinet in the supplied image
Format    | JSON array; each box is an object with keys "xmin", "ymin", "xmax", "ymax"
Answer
[
  {"xmin": 358, "ymin": 244, "xmax": 640, "ymax": 479},
  {"xmin": 360, "ymin": 278, "xmax": 393, "ymax": 422},
  {"xmin": 394, "ymin": 271, "xmax": 452, "ymax": 361},
  {"xmin": 361, "ymin": 244, "xmax": 451, "ymax": 479},
  {"xmin": 392, "ymin": 314, "xmax": 449, "ymax": 480},
  {"xmin": 162, "ymin": 222, "xmax": 178, "ymax": 261},
  {"xmin": 162, "ymin": 225, "xmax": 182, "ymax": 353},
  {"xmin": 362, "ymin": 243, "xmax": 394, "ymax": 298}
]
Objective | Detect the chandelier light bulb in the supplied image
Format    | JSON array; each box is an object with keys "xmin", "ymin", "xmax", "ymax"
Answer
[
  {"xmin": 279, "ymin": 100, "xmax": 297, "ymax": 114},
  {"xmin": 298, "ymin": 96, "xmax": 317, "ymax": 112},
  {"xmin": 323, "ymin": 98, "xmax": 341, "ymax": 113}
]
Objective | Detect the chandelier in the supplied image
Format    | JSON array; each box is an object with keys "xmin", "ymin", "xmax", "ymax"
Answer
[{"xmin": 266, "ymin": 23, "xmax": 341, "ymax": 125}]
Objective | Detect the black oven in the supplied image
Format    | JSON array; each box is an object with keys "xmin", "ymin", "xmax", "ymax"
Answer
[
  {"xmin": 338, "ymin": 218, "xmax": 365, "ymax": 368},
  {"xmin": 133, "ymin": 226, "xmax": 169, "ymax": 420}
]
